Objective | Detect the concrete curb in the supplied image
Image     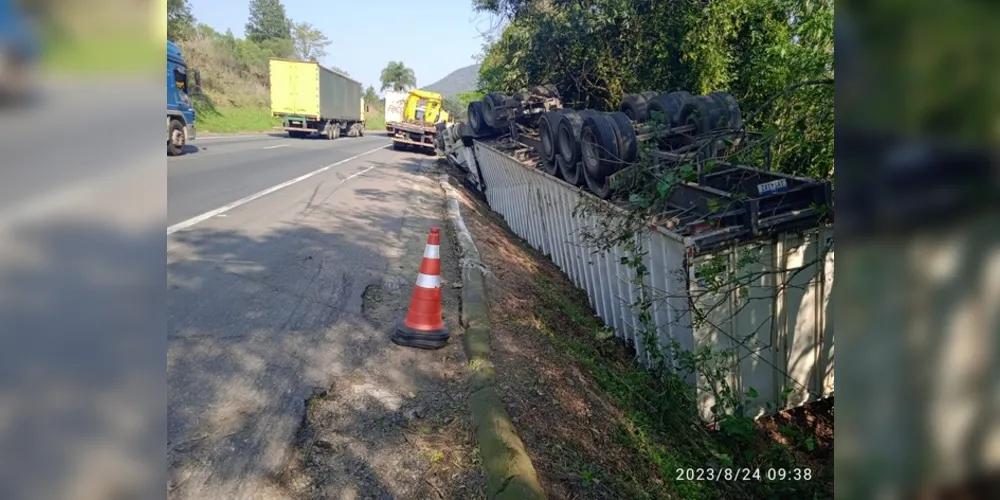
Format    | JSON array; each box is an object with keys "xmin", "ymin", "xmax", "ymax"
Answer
[{"xmin": 438, "ymin": 171, "xmax": 546, "ymax": 500}]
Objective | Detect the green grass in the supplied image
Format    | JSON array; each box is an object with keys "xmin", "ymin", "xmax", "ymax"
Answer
[
  {"xmin": 195, "ymin": 106, "xmax": 281, "ymax": 134},
  {"xmin": 365, "ymin": 111, "xmax": 386, "ymax": 131},
  {"xmin": 195, "ymin": 103, "xmax": 385, "ymax": 134},
  {"xmin": 531, "ymin": 273, "xmax": 832, "ymax": 500}
]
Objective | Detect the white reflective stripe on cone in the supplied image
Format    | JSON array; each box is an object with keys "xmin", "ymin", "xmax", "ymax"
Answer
[
  {"xmin": 415, "ymin": 272, "xmax": 440, "ymax": 289},
  {"xmin": 423, "ymin": 244, "xmax": 440, "ymax": 259}
]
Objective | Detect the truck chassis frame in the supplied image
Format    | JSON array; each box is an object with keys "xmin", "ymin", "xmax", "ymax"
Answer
[
  {"xmin": 279, "ymin": 115, "xmax": 365, "ymax": 139},
  {"xmin": 388, "ymin": 121, "xmax": 436, "ymax": 153}
]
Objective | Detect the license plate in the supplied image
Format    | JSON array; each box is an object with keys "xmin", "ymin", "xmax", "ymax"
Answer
[{"xmin": 756, "ymin": 179, "xmax": 788, "ymax": 195}]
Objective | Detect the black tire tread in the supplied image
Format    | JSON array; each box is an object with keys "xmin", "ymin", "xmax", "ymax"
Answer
[
  {"xmin": 556, "ymin": 110, "xmax": 586, "ymax": 165},
  {"xmin": 556, "ymin": 151, "xmax": 584, "ymax": 186},
  {"xmin": 168, "ymin": 119, "xmax": 184, "ymax": 156},
  {"xmin": 680, "ymin": 95, "xmax": 715, "ymax": 137},
  {"xmin": 618, "ymin": 93, "xmax": 650, "ymax": 122},
  {"xmin": 707, "ymin": 91, "xmax": 743, "ymax": 130},
  {"xmin": 468, "ymin": 101, "xmax": 487, "ymax": 135},
  {"xmin": 538, "ymin": 110, "xmax": 560, "ymax": 163},
  {"xmin": 581, "ymin": 113, "xmax": 620, "ymax": 178},
  {"xmin": 605, "ymin": 111, "xmax": 638, "ymax": 166}
]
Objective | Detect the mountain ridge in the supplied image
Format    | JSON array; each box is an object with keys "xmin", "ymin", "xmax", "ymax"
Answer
[{"xmin": 423, "ymin": 63, "xmax": 480, "ymax": 97}]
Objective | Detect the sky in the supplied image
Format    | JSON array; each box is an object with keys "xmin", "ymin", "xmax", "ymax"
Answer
[{"xmin": 189, "ymin": 0, "xmax": 499, "ymax": 93}]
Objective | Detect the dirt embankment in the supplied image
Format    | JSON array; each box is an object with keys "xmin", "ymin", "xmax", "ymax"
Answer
[{"xmin": 443, "ymin": 163, "xmax": 834, "ymax": 500}]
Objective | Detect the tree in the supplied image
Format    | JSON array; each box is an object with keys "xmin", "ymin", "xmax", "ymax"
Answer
[
  {"xmin": 245, "ymin": 0, "xmax": 292, "ymax": 44},
  {"xmin": 476, "ymin": 0, "xmax": 834, "ymax": 181},
  {"xmin": 168, "ymin": 0, "xmax": 195, "ymax": 41},
  {"xmin": 380, "ymin": 61, "xmax": 417, "ymax": 92},
  {"xmin": 363, "ymin": 85, "xmax": 379, "ymax": 104},
  {"xmin": 292, "ymin": 22, "xmax": 330, "ymax": 62}
]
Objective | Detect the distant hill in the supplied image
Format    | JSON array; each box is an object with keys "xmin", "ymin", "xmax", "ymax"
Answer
[{"xmin": 424, "ymin": 64, "xmax": 480, "ymax": 97}]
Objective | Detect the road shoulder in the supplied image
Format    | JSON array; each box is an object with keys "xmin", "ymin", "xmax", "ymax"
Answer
[{"xmin": 278, "ymin": 159, "xmax": 486, "ymax": 498}]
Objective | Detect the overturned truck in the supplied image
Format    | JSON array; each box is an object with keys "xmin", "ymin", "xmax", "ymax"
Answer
[{"xmin": 437, "ymin": 86, "xmax": 834, "ymax": 422}]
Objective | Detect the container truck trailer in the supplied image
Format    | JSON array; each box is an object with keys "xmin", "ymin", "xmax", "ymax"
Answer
[
  {"xmin": 383, "ymin": 90, "xmax": 408, "ymax": 132},
  {"xmin": 269, "ymin": 59, "xmax": 366, "ymax": 139}
]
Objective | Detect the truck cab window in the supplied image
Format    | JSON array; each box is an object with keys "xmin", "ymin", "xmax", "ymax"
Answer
[
  {"xmin": 415, "ymin": 99, "xmax": 429, "ymax": 121},
  {"xmin": 174, "ymin": 67, "xmax": 188, "ymax": 93}
]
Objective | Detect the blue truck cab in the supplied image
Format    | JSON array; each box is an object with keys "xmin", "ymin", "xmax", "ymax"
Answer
[
  {"xmin": 167, "ymin": 40, "xmax": 200, "ymax": 156},
  {"xmin": 0, "ymin": 0, "xmax": 40, "ymax": 103}
]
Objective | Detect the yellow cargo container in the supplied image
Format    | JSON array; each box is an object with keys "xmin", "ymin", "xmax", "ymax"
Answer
[{"xmin": 269, "ymin": 58, "xmax": 365, "ymax": 139}]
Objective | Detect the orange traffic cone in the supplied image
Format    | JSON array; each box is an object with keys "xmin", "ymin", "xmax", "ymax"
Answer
[{"xmin": 391, "ymin": 227, "xmax": 450, "ymax": 349}]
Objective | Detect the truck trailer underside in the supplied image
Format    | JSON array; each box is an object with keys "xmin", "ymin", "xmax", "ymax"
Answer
[{"xmin": 281, "ymin": 115, "xmax": 365, "ymax": 139}]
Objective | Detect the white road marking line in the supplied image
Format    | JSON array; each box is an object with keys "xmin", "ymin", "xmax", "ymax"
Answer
[
  {"xmin": 167, "ymin": 144, "xmax": 389, "ymax": 235},
  {"xmin": 262, "ymin": 144, "xmax": 289, "ymax": 149},
  {"xmin": 342, "ymin": 165, "xmax": 375, "ymax": 183}
]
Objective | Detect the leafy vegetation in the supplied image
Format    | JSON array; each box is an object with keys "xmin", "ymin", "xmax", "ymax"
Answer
[
  {"xmin": 441, "ymin": 90, "xmax": 485, "ymax": 121},
  {"xmin": 245, "ymin": 0, "xmax": 293, "ymax": 47},
  {"xmin": 475, "ymin": 0, "xmax": 833, "ymax": 181},
  {"xmin": 380, "ymin": 61, "xmax": 417, "ymax": 92},
  {"xmin": 532, "ymin": 271, "xmax": 832, "ymax": 499},
  {"xmin": 167, "ymin": 0, "xmax": 360, "ymax": 132},
  {"xmin": 291, "ymin": 22, "xmax": 332, "ymax": 63},
  {"xmin": 363, "ymin": 85, "xmax": 379, "ymax": 105},
  {"xmin": 168, "ymin": 0, "xmax": 196, "ymax": 42},
  {"xmin": 471, "ymin": 2, "xmax": 835, "ymax": 498}
]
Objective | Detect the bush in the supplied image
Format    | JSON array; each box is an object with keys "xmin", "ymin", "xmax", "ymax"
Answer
[
  {"xmin": 476, "ymin": 0, "xmax": 834, "ymax": 181},
  {"xmin": 177, "ymin": 26, "xmax": 275, "ymax": 109}
]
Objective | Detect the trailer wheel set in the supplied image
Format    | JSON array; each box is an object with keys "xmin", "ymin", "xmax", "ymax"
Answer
[
  {"xmin": 281, "ymin": 119, "xmax": 366, "ymax": 140},
  {"xmin": 442, "ymin": 84, "xmax": 832, "ymax": 243},
  {"xmin": 457, "ymin": 87, "xmax": 754, "ymax": 199}
]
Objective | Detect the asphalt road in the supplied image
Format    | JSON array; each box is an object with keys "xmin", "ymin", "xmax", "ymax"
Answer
[
  {"xmin": 167, "ymin": 131, "xmax": 444, "ymax": 499},
  {"xmin": 0, "ymin": 78, "xmax": 166, "ymax": 499},
  {"xmin": 167, "ymin": 132, "xmax": 393, "ymax": 227}
]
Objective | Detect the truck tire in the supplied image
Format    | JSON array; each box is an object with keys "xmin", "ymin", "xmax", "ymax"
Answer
[
  {"xmin": 584, "ymin": 159, "xmax": 614, "ymax": 199},
  {"xmin": 647, "ymin": 91, "xmax": 693, "ymax": 128},
  {"xmin": 168, "ymin": 119, "xmax": 185, "ymax": 156},
  {"xmin": 468, "ymin": 101, "xmax": 491, "ymax": 136},
  {"xmin": 678, "ymin": 95, "xmax": 716, "ymax": 137},
  {"xmin": 556, "ymin": 151, "xmax": 584, "ymax": 187},
  {"xmin": 538, "ymin": 110, "xmax": 561, "ymax": 164},
  {"xmin": 707, "ymin": 91, "xmax": 742, "ymax": 130},
  {"xmin": 556, "ymin": 110, "xmax": 591, "ymax": 167},
  {"xmin": 648, "ymin": 91, "xmax": 695, "ymax": 148},
  {"xmin": 580, "ymin": 112, "xmax": 619, "ymax": 179},
  {"xmin": 618, "ymin": 94, "xmax": 649, "ymax": 122},
  {"xmin": 605, "ymin": 111, "xmax": 638, "ymax": 166},
  {"xmin": 482, "ymin": 92, "xmax": 508, "ymax": 128}
]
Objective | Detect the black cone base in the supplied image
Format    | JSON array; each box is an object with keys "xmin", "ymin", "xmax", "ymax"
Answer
[{"xmin": 391, "ymin": 319, "xmax": 450, "ymax": 350}]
